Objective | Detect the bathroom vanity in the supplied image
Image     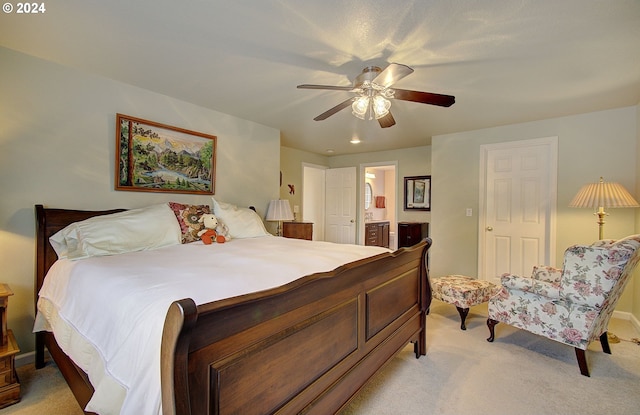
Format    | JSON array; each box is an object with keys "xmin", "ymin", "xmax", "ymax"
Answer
[{"xmin": 365, "ymin": 221, "xmax": 390, "ymax": 248}]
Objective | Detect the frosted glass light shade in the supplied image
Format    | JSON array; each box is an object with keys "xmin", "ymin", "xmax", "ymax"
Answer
[
  {"xmin": 351, "ymin": 94, "xmax": 390, "ymax": 120},
  {"xmin": 351, "ymin": 96, "xmax": 369, "ymax": 119},
  {"xmin": 372, "ymin": 95, "xmax": 390, "ymax": 119}
]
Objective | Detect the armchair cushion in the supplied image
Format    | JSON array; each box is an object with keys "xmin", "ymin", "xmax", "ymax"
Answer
[{"xmin": 500, "ymin": 274, "xmax": 561, "ymax": 300}]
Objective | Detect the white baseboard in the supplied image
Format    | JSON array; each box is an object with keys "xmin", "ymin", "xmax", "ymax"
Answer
[
  {"xmin": 612, "ymin": 310, "xmax": 640, "ymax": 334},
  {"xmin": 15, "ymin": 350, "xmax": 51, "ymax": 368},
  {"xmin": 631, "ymin": 313, "xmax": 640, "ymax": 334}
]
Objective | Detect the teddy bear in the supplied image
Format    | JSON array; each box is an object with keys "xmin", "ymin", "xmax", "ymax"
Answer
[{"xmin": 197, "ymin": 213, "xmax": 231, "ymax": 244}]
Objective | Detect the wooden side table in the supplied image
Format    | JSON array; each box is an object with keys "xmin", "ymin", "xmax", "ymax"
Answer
[
  {"xmin": 0, "ymin": 284, "xmax": 20, "ymax": 408},
  {"xmin": 282, "ymin": 222, "xmax": 313, "ymax": 240}
]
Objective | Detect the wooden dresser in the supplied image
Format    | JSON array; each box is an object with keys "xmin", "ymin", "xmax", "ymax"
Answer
[
  {"xmin": 365, "ymin": 221, "xmax": 389, "ymax": 248},
  {"xmin": 398, "ymin": 222, "xmax": 429, "ymax": 248},
  {"xmin": 283, "ymin": 222, "xmax": 313, "ymax": 240},
  {"xmin": 0, "ymin": 284, "xmax": 19, "ymax": 409}
]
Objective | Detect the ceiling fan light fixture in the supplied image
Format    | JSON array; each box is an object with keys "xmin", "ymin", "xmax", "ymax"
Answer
[
  {"xmin": 299, "ymin": 63, "xmax": 455, "ymax": 126},
  {"xmin": 352, "ymin": 94, "xmax": 390, "ymax": 120}
]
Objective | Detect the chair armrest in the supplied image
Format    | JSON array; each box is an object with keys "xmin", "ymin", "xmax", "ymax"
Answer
[
  {"xmin": 531, "ymin": 265, "xmax": 562, "ymax": 284},
  {"xmin": 500, "ymin": 274, "xmax": 562, "ymax": 300}
]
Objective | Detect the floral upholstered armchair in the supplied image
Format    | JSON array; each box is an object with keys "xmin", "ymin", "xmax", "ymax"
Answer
[{"xmin": 487, "ymin": 235, "xmax": 640, "ymax": 376}]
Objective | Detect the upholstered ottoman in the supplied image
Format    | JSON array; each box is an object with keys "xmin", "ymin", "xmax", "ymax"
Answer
[{"xmin": 431, "ymin": 275, "xmax": 498, "ymax": 330}]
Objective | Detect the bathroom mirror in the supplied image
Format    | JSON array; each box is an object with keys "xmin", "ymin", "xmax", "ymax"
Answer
[{"xmin": 364, "ymin": 182, "xmax": 373, "ymax": 210}]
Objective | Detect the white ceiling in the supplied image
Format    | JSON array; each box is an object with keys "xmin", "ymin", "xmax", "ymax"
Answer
[{"xmin": 2, "ymin": 0, "xmax": 639, "ymax": 155}]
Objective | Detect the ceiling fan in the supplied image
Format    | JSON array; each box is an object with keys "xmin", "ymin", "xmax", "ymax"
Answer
[{"xmin": 297, "ymin": 63, "xmax": 455, "ymax": 128}]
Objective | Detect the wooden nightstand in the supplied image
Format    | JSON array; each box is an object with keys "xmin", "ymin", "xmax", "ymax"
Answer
[
  {"xmin": 0, "ymin": 284, "xmax": 20, "ymax": 409},
  {"xmin": 282, "ymin": 222, "xmax": 313, "ymax": 240}
]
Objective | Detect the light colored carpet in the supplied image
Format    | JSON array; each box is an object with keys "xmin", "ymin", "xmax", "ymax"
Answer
[
  {"xmin": 4, "ymin": 301, "xmax": 640, "ymax": 414},
  {"xmin": 341, "ymin": 302, "xmax": 640, "ymax": 415},
  {"xmin": 2, "ymin": 361, "xmax": 83, "ymax": 415}
]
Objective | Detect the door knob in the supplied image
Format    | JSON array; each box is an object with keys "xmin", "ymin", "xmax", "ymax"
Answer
[
  {"xmin": 350, "ymin": 219, "xmax": 355, "ymax": 223},
  {"xmin": 486, "ymin": 226, "xmax": 493, "ymax": 231}
]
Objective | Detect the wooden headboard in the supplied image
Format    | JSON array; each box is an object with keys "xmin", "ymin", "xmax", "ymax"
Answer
[{"xmin": 34, "ymin": 205, "xmax": 125, "ymax": 302}]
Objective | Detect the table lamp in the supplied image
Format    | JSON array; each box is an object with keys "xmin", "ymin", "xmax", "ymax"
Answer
[{"xmin": 265, "ymin": 199, "xmax": 294, "ymax": 236}]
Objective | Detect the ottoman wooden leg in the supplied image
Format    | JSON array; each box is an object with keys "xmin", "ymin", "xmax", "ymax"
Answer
[{"xmin": 456, "ymin": 306, "xmax": 470, "ymax": 330}]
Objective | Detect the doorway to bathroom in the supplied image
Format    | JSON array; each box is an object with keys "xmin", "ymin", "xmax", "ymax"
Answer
[{"xmin": 360, "ymin": 162, "xmax": 398, "ymax": 249}]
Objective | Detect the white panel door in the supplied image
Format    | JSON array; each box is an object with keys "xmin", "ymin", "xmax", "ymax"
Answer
[
  {"xmin": 325, "ymin": 167, "xmax": 356, "ymax": 244},
  {"xmin": 479, "ymin": 137, "xmax": 557, "ymax": 284}
]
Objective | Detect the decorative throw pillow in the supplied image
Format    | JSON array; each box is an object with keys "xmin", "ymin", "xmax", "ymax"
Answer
[
  {"xmin": 168, "ymin": 202, "xmax": 211, "ymax": 243},
  {"xmin": 211, "ymin": 198, "xmax": 270, "ymax": 238}
]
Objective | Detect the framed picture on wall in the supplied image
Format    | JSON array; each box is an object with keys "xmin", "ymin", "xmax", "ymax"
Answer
[
  {"xmin": 115, "ymin": 114, "xmax": 216, "ymax": 195},
  {"xmin": 404, "ymin": 175, "xmax": 431, "ymax": 211}
]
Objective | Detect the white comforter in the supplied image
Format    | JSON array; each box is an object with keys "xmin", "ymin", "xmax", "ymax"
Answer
[{"xmin": 35, "ymin": 235, "xmax": 389, "ymax": 415}]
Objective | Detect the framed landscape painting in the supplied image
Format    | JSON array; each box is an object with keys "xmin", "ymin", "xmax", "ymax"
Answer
[
  {"xmin": 115, "ymin": 114, "xmax": 216, "ymax": 195},
  {"xmin": 404, "ymin": 175, "xmax": 431, "ymax": 211}
]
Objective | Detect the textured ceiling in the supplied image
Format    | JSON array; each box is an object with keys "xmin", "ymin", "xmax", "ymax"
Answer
[{"xmin": 1, "ymin": 0, "xmax": 639, "ymax": 155}]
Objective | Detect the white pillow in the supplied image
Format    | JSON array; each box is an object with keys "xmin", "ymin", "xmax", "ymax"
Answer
[
  {"xmin": 50, "ymin": 203, "xmax": 181, "ymax": 260},
  {"xmin": 211, "ymin": 198, "xmax": 270, "ymax": 238}
]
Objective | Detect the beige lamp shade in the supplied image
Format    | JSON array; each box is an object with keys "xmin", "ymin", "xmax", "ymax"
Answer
[
  {"xmin": 569, "ymin": 177, "xmax": 639, "ymax": 208},
  {"xmin": 265, "ymin": 199, "xmax": 294, "ymax": 236},
  {"xmin": 569, "ymin": 177, "xmax": 639, "ymax": 239},
  {"xmin": 265, "ymin": 200, "xmax": 294, "ymax": 221}
]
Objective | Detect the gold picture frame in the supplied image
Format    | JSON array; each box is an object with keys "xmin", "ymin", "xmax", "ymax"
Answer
[{"xmin": 115, "ymin": 114, "xmax": 216, "ymax": 195}]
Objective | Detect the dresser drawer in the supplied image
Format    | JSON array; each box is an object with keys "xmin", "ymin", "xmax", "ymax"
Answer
[
  {"xmin": 0, "ymin": 357, "xmax": 8, "ymax": 372},
  {"xmin": 0, "ymin": 370, "xmax": 15, "ymax": 388},
  {"xmin": 282, "ymin": 222, "xmax": 313, "ymax": 240},
  {"xmin": 0, "ymin": 381, "xmax": 20, "ymax": 409},
  {"xmin": 0, "ymin": 330, "xmax": 19, "ymax": 389}
]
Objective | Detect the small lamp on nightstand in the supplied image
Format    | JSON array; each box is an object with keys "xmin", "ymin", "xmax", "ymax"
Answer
[{"xmin": 266, "ymin": 199, "xmax": 294, "ymax": 236}]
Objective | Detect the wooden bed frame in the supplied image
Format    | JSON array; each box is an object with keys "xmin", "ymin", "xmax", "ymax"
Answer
[{"xmin": 34, "ymin": 205, "xmax": 432, "ymax": 415}]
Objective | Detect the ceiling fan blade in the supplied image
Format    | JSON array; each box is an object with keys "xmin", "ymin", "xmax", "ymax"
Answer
[
  {"xmin": 297, "ymin": 84, "xmax": 354, "ymax": 91},
  {"xmin": 313, "ymin": 98, "xmax": 354, "ymax": 121},
  {"xmin": 393, "ymin": 89, "xmax": 455, "ymax": 107},
  {"xmin": 373, "ymin": 63, "xmax": 414, "ymax": 88},
  {"xmin": 377, "ymin": 111, "xmax": 395, "ymax": 128}
]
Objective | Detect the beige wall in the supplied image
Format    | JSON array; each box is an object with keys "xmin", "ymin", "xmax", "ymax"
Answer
[
  {"xmin": 279, "ymin": 146, "xmax": 329, "ymax": 218},
  {"xmin": 0, "ymin": 47, "xmax": 281, "ymax": 353},
  {"xmin": 431, "ymin": 106, "xmax": 639, "ymax": 317}
]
